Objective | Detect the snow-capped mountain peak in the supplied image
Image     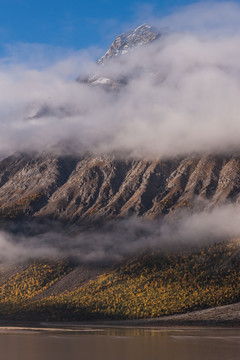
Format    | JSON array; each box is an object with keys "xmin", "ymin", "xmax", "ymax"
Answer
[{"xmin": 97, "ymin": 24, "xmax": 161, "ymax": 64}]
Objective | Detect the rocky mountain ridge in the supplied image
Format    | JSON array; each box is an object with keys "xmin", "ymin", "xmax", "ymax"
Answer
[
  {"xmin": 0, "ymin": 152, "xmax": 239, "ymax": 224},
  {"xmin": 97, "ymin": 24, "xmax": 161, "ymax": 64},
  {"xmin": 1, "ymin": 25, "xmax": 240, "ymax": 225},
  {"xmin": 84, "ymin": 24, "xmax": 164, "ymax": 89}
]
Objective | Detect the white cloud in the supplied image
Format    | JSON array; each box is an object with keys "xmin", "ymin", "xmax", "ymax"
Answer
[
  {"xmin": 0, "ymin": 2, "xmax": 240, "ymax": 158},
  {"xmin": 1, "ymin": 204, "xmax": 240, "ymax": 264}
]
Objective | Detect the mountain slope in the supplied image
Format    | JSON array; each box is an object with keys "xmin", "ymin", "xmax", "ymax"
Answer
[
  {"xmin": 0, "ymin": 25, "xmax": 240, "ymax": 323},
  {"xmin": 0, "ymin": 153, "xmax": 240, "ymax": 223},
  {"xmin": 0, "ymin": 240, "xmax": 239, "ymax": 321}
]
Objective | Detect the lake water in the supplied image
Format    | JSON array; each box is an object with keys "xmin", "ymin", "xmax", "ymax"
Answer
[{"xmin": 0, "ymin": 326, "xmax": 239, "ymax": 360}]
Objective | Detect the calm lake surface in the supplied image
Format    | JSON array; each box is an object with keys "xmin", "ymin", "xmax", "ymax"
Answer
[{"xmin": 0, "ymin": 326, "xmax": 239, "ymax": 360}]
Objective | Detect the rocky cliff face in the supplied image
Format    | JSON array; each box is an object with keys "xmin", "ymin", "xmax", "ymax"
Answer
[{"xmin": 0, "ymin": 152, "xmax": 240, "ymax": 224}]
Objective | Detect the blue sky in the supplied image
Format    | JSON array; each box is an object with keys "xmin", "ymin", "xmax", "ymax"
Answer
[{"xmin": 0, "ymin": 0, "xmax": 208, "ymax": 52}]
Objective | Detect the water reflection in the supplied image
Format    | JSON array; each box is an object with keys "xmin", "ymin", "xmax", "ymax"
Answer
[{"xmin": 0, "ymin": 326, "xmax": 239, "ymax": 360}]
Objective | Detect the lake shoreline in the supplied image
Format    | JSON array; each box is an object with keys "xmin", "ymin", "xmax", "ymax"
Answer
[
  {"xmin": 0, "ymin": 319, "xmax": 239, "ymax": 331},
  {"xmin": 0, "ymin": 302, "xmax": 239, "ymax": 330}
]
